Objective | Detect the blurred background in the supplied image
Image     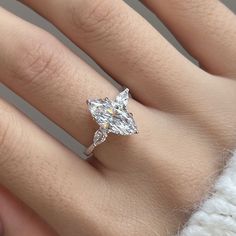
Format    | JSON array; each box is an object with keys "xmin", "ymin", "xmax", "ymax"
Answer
[{"xmin": 0, "ymin": 0, "xmax": 236, "ymax": 156}]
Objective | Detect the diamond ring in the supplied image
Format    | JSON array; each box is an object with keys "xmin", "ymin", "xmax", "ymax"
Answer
[{"xmin": 84, "ymin": 88, "xmax": 138, "ymax": 157}]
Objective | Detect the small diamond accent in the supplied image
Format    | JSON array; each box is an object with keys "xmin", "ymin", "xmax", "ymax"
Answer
[
  {"xmin": 87, "ymin": 88, "xmax": 138, "ymax": 136},
  {"xmin": 93, "ymin": 129, "xmax": 107, "ymax": 146}
]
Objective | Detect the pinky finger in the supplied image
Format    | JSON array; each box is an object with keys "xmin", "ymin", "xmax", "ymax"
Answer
[{"xmin": 0, "ymin": 185, "xmax": 58, "ymax": 236}]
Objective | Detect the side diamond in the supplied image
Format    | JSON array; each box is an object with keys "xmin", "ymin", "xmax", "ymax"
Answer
[{"xmin": 93, "ymin": 129, "xmax": 107, "ymax": 146}]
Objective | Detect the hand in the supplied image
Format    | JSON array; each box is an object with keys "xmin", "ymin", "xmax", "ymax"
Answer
[{"xmin": 0, "ymin": 1, "xmax": 236, "ymax": 235}]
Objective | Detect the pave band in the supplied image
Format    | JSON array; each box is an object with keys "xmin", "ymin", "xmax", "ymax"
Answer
[{"xmin": 84, "ymin": 88, "xmax": 138, "ymax": 157}]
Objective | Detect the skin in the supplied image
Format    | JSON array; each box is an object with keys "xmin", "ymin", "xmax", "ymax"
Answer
[
  {"xmin": 0, "ymin": 186, "xmax": 58, "ymax": 236},
  {"xmin": 0, "ymin": 0, "xmax": 236, "ymax": 235}
]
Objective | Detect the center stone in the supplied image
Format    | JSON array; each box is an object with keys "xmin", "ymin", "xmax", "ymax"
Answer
[{"xmin": 88, "ymin": 98, "xmax": 138, "ymax": 135}]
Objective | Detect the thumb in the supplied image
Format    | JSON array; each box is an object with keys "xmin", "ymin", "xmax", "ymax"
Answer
[{"xmin": 0, "ymin": 185, "xmax": 58, "ymax": 236}]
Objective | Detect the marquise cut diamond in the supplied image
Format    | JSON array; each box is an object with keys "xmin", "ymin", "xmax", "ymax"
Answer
[{"xmin": 87, "ymin": 88, "xmax": 138, "ymax": 136}]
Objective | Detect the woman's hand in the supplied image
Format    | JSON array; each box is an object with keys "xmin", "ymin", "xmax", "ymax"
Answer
[{"xmin": 0, "ymin": 1, "xmax": 236, "ymax": 235}]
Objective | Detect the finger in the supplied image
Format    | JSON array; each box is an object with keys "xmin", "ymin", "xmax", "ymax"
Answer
[
  {"xmin": 142, "ymin": 0, "xmax": 236, "ymax": 78},
  {"xmin": 0, "ymin": 98, "xmax": 101, "ymax": 235},
  {"xmin": 0, "ymin": 185, "xmax": 58, "ymax": 236},
  {"xmin": 18, "ymin": 0, "xmax": 207, "ymax": 110}
]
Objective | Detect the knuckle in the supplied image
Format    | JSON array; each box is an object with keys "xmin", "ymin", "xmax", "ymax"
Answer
[
  {"xmin": 13, "ymin": 34, "xmax": 63, "ymax": 90},
  {"xmin": 69, "ymin": 0, "xmax": 118, "ymax": 41}
]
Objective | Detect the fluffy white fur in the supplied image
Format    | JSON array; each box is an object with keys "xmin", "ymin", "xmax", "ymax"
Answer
[{"xmin": 180, "ymin": 150, "xmax": 236, "ymax": 236}]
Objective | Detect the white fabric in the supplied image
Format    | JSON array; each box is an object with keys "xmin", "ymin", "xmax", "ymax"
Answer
[{"xmin": 180, "ymin": 151, "xmax": 236, "ymax": 236}]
